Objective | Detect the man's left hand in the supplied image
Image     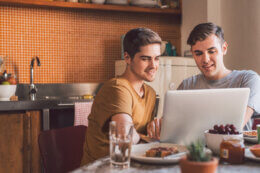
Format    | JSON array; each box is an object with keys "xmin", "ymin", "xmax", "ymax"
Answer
[{"xmin": 147, "ymin": 118, "xmax": 162, "ymax": 140}]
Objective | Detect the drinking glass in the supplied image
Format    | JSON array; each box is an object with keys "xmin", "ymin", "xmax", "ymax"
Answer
[{"xmin": 109, "ymin": 121, "xmax": 133, "ymax": 169}]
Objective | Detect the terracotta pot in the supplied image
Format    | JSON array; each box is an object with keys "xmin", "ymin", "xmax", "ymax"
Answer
[{"xmin": 179, "ymin": 157, "xmax": 218, "ymax": 173}]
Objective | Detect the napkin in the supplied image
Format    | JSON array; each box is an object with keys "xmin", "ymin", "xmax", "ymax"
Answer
[{"xmin": 74, "ymin": 102, "xmax": 93, "ymax": 127}]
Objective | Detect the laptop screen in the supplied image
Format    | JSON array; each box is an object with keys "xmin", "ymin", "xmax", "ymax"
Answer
[{"xmin": 160, "ymin": 88, "xmax": 250, "ymax": 145}]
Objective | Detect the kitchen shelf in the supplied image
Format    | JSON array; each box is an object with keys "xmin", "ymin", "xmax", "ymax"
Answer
[{"xmin": 0, "ymin": 0, "xmax": 181, "ymax": 15}]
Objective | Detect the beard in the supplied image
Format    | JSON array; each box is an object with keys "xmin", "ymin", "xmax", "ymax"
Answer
[{"xmin": 130, "ymin": 65, "xmax": 156, "ymax": 82}]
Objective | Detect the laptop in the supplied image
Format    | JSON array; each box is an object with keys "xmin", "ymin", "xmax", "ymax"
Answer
[{"xmin": 160, "ymin": 88, "xmax": 250, "ymax": 145}]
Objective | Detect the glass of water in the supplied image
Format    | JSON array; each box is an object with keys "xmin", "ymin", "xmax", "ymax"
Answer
[{"xmin": 109, "ymin": 121, "xmax": 133, "ymax": 169}]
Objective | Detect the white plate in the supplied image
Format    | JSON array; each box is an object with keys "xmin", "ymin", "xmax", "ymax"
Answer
[
  {"xmin": 244, "ymin": 136, "xmax": 258, "ymax": 143},
  {"xmin": 245, "ymin": 148, "xmax": 260, "ymax": 161},
  {"xmin": 131, "ymin": 142, "xmax": 187, "ymax": 164}
]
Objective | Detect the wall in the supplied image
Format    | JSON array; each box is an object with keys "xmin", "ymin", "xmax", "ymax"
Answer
[
  {"xmin": 221, "ymin": 0, "xmax": 260, "ymax": 74},
  {"xmin": 0, "ymin": 4, "xmax": 181, "ymax": 84},
  {"xmin": 181, "ymin": 0, "xmax": 207, "ymax": 55},
  {"xmin": 182, "ymin": 0, "xmax": 260, "ymax": 74}
]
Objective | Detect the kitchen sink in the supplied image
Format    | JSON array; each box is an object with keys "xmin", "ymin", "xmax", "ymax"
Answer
[{"xmin": 16, "ymin": 83, "xmax": 101, "ymax": 101}]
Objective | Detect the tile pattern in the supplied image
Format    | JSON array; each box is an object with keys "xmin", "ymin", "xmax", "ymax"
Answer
[{"xmin": 0, "ymin": 4, "xmax": 180, "ymax": 83}]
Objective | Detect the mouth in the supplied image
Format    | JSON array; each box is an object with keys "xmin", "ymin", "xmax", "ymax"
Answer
[
  {"xmin": 146, "ymin": 70, "xmax": 156, "ymax": 76},
  {"xmin": 202, "ymin": 64, "xmax": 214, "ymax": 71}
]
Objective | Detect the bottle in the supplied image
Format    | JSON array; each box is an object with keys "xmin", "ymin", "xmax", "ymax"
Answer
[
  {"xmin": 220, "ymin": 136, "xmax": 245, "ymax": 164},
  {"xmin": 171, "ymin": 45, "xmax": 176, "ymax": 56},
  {"xmin": 257, "ymin": 124, "xmax": 260, "ymax": 144},
  {"xmin": 168, "ymin": 0, "xmax": 179, "ymax": 9}
]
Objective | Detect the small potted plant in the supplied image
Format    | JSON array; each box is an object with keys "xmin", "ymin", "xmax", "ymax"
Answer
[{"xmin": 180, "ymin": 140, "xmax": 218, "ymax": 173}]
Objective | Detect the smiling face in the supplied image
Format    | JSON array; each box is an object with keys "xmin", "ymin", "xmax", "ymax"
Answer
[
  {"xmin": 191, "ymin": 34, "xmax": 228, "ymax": 80},
  {"xmin": 125, "ymin": 43, "xmax": 161, "ymax": 82}
]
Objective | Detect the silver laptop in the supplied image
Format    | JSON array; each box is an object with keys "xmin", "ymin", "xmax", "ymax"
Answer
[{"xmin": 160, "ymin": 88, "xmax": 250, "ymax": 145}]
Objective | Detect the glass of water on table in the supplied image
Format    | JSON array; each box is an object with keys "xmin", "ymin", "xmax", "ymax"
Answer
[{"xmin": 109, "ymin": 121, "xmax": 133, "ymax": 169}]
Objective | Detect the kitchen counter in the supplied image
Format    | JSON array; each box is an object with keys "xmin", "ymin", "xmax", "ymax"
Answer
[
  {"xmin": 0, "ymin": 98, "xmax": 93, "ymax": 111},
  {"xmin": 0, "ymin": 83, "xmax": 100, "ymax": 111}
]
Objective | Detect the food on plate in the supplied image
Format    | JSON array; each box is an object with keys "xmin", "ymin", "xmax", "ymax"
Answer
[
  {"xmin": 250, "ymin": 144, "xmax": 260, "ymax": 157},
  {"xmin": 208, "ymin": 124, "xmax": 239, "ymax": 134},
  {"xmin": 243, "ymin": 131, "xmax": 257, "ymax": 137},
  {"xmin": 145, "ymin": 146, "xmax": 179, "ymax": 157}
]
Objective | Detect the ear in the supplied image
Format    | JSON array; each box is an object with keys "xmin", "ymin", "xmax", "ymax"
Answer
[
  {"xmin": 124, "ymin": 52, "xmax": 131, "ymax": 65},
  {"xmin": 222, "ymin": 41, "xmax": 228, "ymax": 55}
]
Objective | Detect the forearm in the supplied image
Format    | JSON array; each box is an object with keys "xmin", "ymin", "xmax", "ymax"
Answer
[
  {"xmin": 243, "ymin": 106, "xmax": 254, "ymax": 127},
  {"xmin": 132, "ymin": 129, "xmax": 140, "ymax": 144}
]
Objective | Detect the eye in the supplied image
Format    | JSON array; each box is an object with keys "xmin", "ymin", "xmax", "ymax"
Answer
[
  {"xmin": 208, "ymin": 50, "xmax": 216, "ymax": 54},
  {"xmin": 195, "ymin": 52, "xmax": 203, "ymax": 56},
  {"xmin": 155, "ymin": 57, "xmax": 160, "ymax": 61},
  {"xmin": 141, "ymin": 57, "xmax": 150, "ymax": 61}
]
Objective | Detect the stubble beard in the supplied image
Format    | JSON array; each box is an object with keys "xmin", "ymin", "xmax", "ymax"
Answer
[{"xmin": 130, "ymin": 65, "xmax": 156, "ymax": 83}]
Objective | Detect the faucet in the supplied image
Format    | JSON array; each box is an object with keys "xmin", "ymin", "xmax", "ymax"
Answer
[{"xmin": 29, "ymin": 56, "xmax": 41, "ymax": 100}]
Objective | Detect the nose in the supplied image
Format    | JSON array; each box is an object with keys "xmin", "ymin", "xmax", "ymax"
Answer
[
  {"xmin": 149, "ymin": 58, "xmax": 158, "ymax": 68},
  {"xmin": 202, "ymin": 53, "xmax": 210, "ymax": 63}
]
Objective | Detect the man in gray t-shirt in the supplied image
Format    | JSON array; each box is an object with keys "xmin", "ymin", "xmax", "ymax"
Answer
[{"xmin": 177, "ymin": 23, "xmax": 260, "ymax": 130}]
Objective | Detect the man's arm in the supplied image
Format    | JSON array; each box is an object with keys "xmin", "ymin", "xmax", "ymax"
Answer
[
  {"xmin": 111, "ymin": 113, "xmax": 140, "ymax": 144},
  {"xmin": 243, "ymin": 106, "xmax": 254, "ymax": 128},
  {"xmin": 147, "ymin": 118, "xmax": 161, "ymax": 140}
]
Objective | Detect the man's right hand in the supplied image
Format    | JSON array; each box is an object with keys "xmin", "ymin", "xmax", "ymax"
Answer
[{"xmin": 147, "ymin": 118, "xmax": 162, "ymax": 140}]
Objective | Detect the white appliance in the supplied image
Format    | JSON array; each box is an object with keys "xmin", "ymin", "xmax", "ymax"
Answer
[{"xmin": 115, "ymin": 56, "xmax": 200, "ymax": 118}]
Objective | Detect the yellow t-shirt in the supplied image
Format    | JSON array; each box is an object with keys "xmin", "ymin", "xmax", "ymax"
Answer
[{"xmin": 81, "ymin": 77, "xmax": 156, "ymax": 165}]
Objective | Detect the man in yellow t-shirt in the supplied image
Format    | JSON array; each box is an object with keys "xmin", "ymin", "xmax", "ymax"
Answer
[{"xmin": 81, "ymin": 28, "xmax": 162, "ymax": 165}]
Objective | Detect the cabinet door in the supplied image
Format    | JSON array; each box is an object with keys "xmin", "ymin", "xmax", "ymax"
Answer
[
  {"xmin": 0, "ymin": 112, "xmax": 25, "ymax": 172},
  {"xmin": 26, "ymin": 111, "xmax": 41, "ymax": 173},
  {"xmin": 0, "ymin": 111, "xmax": 41, "ymax": 173}
]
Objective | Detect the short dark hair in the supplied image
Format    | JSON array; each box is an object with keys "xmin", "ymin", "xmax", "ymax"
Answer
[
  {"xmin": 123, "ymin": 28, "xmax": 162, "ymax": 59},
  {"xmin": 187, "ymin": 22, "xmax": 225, "ymax": 46}
]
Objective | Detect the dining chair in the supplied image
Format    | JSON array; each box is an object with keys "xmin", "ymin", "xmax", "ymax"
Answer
[{"xmin": 38, "ymin": 125, "xmax": 87, "ymax": 173}]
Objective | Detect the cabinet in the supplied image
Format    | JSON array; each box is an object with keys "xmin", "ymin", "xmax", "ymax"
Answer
[{"xmin": 0, "ymin": 111, "xmax": 41, "ymax": 173}]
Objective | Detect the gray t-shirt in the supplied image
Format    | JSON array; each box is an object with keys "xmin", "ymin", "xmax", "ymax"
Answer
[{"xmin": 177, "ymin": 70, "xmax": 260, "ymax": 130}]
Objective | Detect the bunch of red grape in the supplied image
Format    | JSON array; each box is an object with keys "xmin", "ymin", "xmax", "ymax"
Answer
[{"xmin": 208, "ymin": 124, "xmax": 239, "ymax": 134}]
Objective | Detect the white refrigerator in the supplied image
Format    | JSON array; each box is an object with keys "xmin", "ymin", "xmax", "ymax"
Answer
[{"xmin": 115, "ymin": 56, "xmax": 200, "ymax": 118}]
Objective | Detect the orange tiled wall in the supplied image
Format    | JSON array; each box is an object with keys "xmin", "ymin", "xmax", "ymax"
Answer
[{"xmin": 0, "ymin": 4, "xmax": 181, "ymax": 83}]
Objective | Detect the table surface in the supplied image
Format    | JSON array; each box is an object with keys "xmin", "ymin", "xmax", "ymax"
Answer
[{"xmin": 71, "ymin": 156, "xmax": 260, "ymax": 173}]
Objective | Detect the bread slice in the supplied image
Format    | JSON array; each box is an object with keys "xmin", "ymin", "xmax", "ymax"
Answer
[{"xmin": 145, "ymin": 147, "xmax": 178, "ymax": 157}]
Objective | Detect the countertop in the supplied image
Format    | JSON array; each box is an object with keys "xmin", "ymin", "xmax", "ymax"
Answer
[
  {"xmin": 0, "ymin": 83, "xmax": 99, "ymax": 111},
  {"xmin": 0, "ymin": 98, "xmax": 93, "ymax": 111}
]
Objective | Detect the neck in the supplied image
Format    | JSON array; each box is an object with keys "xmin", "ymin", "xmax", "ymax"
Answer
[
  {"xmin": 206, "ymin": 67, "xmax": 232, "ymax": 81},
  {"xmin": 121, "ymin": 68, "xmax": 144, "ymax": 97}
]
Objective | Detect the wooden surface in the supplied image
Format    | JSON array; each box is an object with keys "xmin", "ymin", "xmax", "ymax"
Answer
[
  {"xmin": 0, "ymin": 111, "xmax": 41, "ymax": 173},
  {"xmin": 0, "ymin": 0, "xmax": 181, "ymax": 15},
  {"xmin": 0, "ymin": 112, "xmax": 24, "ymax": 173},
  {"xmin": 72, "ymin": 156, "xmax": 260, "ymax": 173}
]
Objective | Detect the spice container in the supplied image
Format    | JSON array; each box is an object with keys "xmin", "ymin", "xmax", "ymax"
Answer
[{"xmin": 220, "ymin": 136, "xmax": 245, "ymax": 164}]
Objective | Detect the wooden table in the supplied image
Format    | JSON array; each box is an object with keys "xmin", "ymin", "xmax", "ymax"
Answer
[{"xmin": 71, "ymin": 156, "xmax": 260, "ymax": 173}]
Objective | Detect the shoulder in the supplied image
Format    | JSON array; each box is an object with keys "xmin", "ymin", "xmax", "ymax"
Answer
[
  {"xmin": 241, "ymin": 70, "xmax": 259, "ymax": 79},
  {"xmin": 232, "ymin": 70, "xmax": 259, "ymax": 78},
  {"xmin": 177, "ymin": 74, "xmax": 203, "ymax": 90},
  {"xmin": 232, "ymin": 70, "xmax": 260, "ymax": 83},
  {"xmin": 103, "ymin": 78, "xmax": 131, "ymax": 90},
  {"xmin": 97, "ymin": 78, "xmax": 133, "ymax": 97}
]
